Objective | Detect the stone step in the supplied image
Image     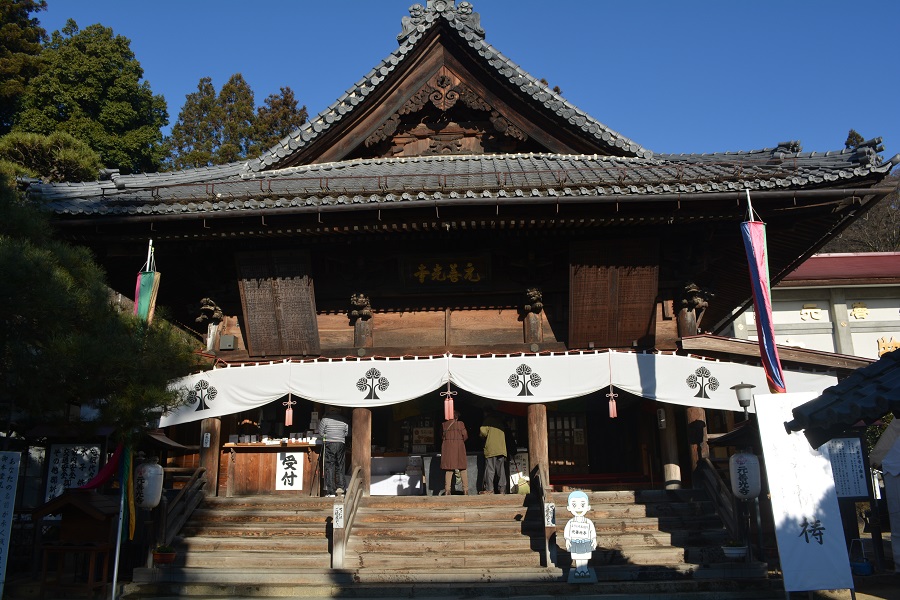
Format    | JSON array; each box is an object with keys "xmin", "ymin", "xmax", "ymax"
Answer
[
  {"xmin": 200, "ymin": 496, "xmax": 334, "ymax": 510},
  {"xmin": 179, "ymin": 550, "xmax": 331, "ymax": 569},
  {"xmin": 178, "ymin": 536, "xmax": 328, "ymax": 553},
  {"xmin": 547, "ymin": 488, "xmax": 709, "ymax": 504},
  {"xmin": 180, "ymin": 523, "xmax": 329, "ymax": 538},
  {"xmin": 555, "ymin": 545, "xmax": 686, "ymax": 566},
  {"xmin": 188, "ymin": 508, "xmax": 332, "ymax": 524},
  {"xmin": 346, "ymin": 536, "xmax": 540, "ymax": 554},
  {"xmin": 348, "ymin": 550, "xmax": 544, "ymax": 569}
]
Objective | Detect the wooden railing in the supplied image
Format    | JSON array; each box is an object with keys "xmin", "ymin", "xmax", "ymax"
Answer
[
  {"xmin": 530, "ymin": 463, "xmax": 556, "ymax": 568},
  {"xmin": 148, "ymin": 466, "xmax": 207, "ymax": 567},
  {"xmin": 696, "ymin": 457, "xmax": 739, "ymax": 541},
  {"xmin": 330, "ymin": 466, "xmax": 363, "ymax": 568}
]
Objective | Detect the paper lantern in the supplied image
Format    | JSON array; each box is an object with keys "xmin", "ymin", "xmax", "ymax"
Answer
[
  {"xmin": 135, "ymin": 457, "xmax": 164, "ymax": 509},
  {"xmin": 729, "ymin": 451, "xmax": 761, "ymax": 500}
]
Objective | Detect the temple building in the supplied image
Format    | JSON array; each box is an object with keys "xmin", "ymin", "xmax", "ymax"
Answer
[{"xmin": 28, "ymin": 0, "xmax": 898, "ymax": 499}]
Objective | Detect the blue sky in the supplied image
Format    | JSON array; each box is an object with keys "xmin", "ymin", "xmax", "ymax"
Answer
[{"xmin": 37, "ymin": 1, "xmax": 899, "ymax": 158}]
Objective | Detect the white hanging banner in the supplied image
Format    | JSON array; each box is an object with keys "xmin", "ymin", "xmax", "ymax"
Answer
[
  {"xmin": 755, "ymin": 392, "xmax": 853, "ymax": 593},
  {"xmin": 160, "ymin": 352, "xmax": 837, "ymax": 427},
  {"xmin": 449, "ymin": 352, "xmax": 609, "ymax": 402},
  {"xmin": 0, "ymin": 452, "xmax": 21, "ymax": 600}
]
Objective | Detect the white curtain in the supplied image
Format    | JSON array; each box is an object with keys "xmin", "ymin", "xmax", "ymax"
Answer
[{"xmin": 160, "ymin": 351, "xmax": 837, "ymax": 426}]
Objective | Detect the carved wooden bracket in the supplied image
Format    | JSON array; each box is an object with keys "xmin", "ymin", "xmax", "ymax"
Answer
[{"xmin": 365, "ymin": 66, "xmax": 527, "ymax": 148}]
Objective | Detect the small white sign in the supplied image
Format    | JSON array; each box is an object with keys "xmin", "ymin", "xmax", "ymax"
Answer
[
  {"xmin": 333, "ymin": 503, "xmax": 344, "ymax": 529},
  {"xmin": 275, "ymin": 452, "xmax": 304, "ymax": 491},
  {"xmin": 825, "ymin": 437, "xmax": 868, "ymax": 499}
]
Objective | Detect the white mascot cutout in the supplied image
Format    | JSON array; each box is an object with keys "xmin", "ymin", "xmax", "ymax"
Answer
[{"xmin": 564, "ymin": 490, "xmax": 597, "ymax": 581}]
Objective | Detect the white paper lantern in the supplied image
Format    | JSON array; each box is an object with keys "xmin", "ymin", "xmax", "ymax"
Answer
[
  {"xmin": 135, "ymin": 457, "xmax": 164, "ymax": 509},
  {"xmin": 729, "ymin": 451, "xmax": 761, "ymax": 500}
]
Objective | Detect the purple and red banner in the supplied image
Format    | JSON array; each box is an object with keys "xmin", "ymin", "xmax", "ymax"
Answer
[{"xmin": 740, "ymin": 220, "xmax": 786, "ymax": 394}]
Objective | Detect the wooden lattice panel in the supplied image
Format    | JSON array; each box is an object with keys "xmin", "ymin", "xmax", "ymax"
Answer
[{"xmin": 235, "ymin": 251, "xmax": 321, "ymax": 357}]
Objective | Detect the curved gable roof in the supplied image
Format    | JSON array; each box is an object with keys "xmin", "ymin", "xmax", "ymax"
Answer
[{"xmin": 249, "ymin": 0, "xmax": 650, "ymax": 172}]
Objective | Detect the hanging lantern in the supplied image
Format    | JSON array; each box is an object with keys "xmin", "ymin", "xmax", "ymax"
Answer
[
  {"xmin": 134, "ymin": 457, "xmax": 164, "ymax": 509},
  {"xmin": 729, "ymin": 451, "xmax": 761, "ymax": 500}
]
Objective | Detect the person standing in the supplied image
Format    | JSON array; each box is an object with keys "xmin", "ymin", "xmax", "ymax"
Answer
[
  {"xmin": 440, "ymin": 409, "xmax": 468, "ymax": 495},
  {"xmin": 479, "ymin": 411, "xmax": 508, "ymax": 494},
  {"xmin": 317, "ymin": 407, "xmax": 349, "ymax": 497}
]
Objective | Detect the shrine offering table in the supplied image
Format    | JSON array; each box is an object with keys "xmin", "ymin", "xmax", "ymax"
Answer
[{"xmin": 224, "ymin": 443, "xmax": 321, "ymax": 497}]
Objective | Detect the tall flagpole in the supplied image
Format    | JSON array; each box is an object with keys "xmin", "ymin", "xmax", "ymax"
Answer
[{"xmin": 110, "ymin": 446, "xmax": 127, "ymax": 600}]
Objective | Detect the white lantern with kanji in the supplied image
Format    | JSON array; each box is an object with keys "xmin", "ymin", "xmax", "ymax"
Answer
[
  {"xmin": 729, "ymin": 451, "xmax": 761, "ymax": 500},
  {"xmin": 135, "ymin": 457, "xmax": 164, "ymax": 509}
]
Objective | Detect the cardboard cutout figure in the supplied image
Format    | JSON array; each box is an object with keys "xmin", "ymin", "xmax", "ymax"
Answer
[{"xmin": 564, "ymin": 491, "xmax": 597, "ymax": 580}]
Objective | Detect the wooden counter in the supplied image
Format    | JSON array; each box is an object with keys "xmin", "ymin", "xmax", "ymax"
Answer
[{"xmin": 223, "ymin": 443, "xmax": 321, "ymax": 497}]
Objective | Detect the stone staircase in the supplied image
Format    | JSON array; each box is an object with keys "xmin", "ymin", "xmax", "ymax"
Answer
[{"xmin": 119, "ymin": 489, "xmax": 775, "ymax": 598}]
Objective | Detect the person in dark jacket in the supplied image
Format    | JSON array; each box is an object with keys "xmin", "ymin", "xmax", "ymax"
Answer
[
  {"xmin": 317, "ymin": 408, "xmax": 349, "ymax": 497},
  {"xmin": 479, "ymin": 411, "xmax": 508, "ymax": 494},
  {"xmin": 440, "ymin": 409, "xmax": 468, "ymax": 495}
]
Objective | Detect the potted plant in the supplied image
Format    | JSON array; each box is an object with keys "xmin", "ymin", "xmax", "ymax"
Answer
[
  {"xmin": 721, "ymin": 539, "xmax": 748, "ymax": 560},
  {"xmin": 152, "ymin": 544, "xmax": 177, "ymax": 565}
]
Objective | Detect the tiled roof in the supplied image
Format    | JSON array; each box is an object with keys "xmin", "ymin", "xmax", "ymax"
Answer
[
  {"xmin": 249, "ymin": 0, "xmax": 651, "ymax": 171},
  {"xmin": 785, "ymin": 349, "xmax": 900, "ymax": 448},
  {"xmin": 28, "ymin": 144, "xmax": 896, "ymax": 218}
]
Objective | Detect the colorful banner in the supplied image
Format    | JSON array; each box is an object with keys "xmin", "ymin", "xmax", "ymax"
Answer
[
  {"xmin": 133, "ymin": 270, "xmax": 161, "ymax": 324},
  {"xmin": 740, "ymin": 220, "xmax": 786, "ymax": 393}
]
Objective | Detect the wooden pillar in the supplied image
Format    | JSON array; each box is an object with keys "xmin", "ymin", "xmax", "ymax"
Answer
[
  {"xmin": 351, "ymin": 408, "xmax": 372, "ymax": 497},
  {"xmin": 351, "ymin": 294, "xmax": 373, "ymax": 349},
  {"xmin": 658, "ymin": 404, "xmax": 681, "ymax": 489},
  {"xmin": 527, "ymin": 403, "xmax": 549, "ymax": 485},
  {"xmin": 686, "ymin": 406, "xmax": 708, "ymax": 483},
  {"xmin": 523, "ymin": 312, "xmax": 542, "ymax": 345},
  {"xmin": 199, "ymin": 417, "xmax": 221, "ymax": 496}
]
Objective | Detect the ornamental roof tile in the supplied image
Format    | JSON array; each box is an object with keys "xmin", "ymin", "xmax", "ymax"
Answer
[{"xmin": 29, "ymin": 144, "xmax": 896, "ymax": 218}]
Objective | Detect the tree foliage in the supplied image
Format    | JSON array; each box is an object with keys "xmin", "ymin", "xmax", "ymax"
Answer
[
  {"xmin": 845, "ymin": 129, "xmax": 864, "ymax": 150},
  {"xmin": 0, "ymin": 0, "xmax": 47, "ymax": 135},
  {"xmin": 252, "ymin": 87, "xmax": 308, "ymax": 155},
  {"xmin": 0, "ymin": 130, "xmax": 101, "ymax": 182},
  {"xmin": 167, "ymin": 76, "xmax": 307, "ymax": 169},
  {"xmin": 823, "ymin": 172, "xmax": 900, "ymax": 253},
  {"xmin": 0, "ymin": 174, "xmax": 202, "ymax": 441},
  {"xmin": 14, "ymin": 19, "xmax": 168, "ymax": 174}
]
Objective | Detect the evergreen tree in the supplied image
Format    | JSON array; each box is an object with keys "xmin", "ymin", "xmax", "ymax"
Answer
[
  {"xmin": 167, "ymin": 77, "xmax": 308, "ymax": 169},
  {"xmin": 0, "ymin": 0, "xmax": 47, "ymax": 134},
  {"xmin": 215, "ymin": 73, "xmax": 255, "ymax": 164},
  {"xmin": 166, "ymin": 77, "xmax": 218, "ymax": 170},
  {"xmin": 0, "ymin": 130, "xmax": 101, "ymax": 182},
  {"xmin": 0, "ymin": 171, "xmax": 201, "ymax": 440},
  {"xmin": 251, "ymin": 86, "xmax": 308, "ymax": 155},
  {"xmin": 14, "ymin": 20, "xmax": 168, "ymax": 174},
  {"xmin": 844, "ymin": 129, "xmax": 864, "ymax": 150}
]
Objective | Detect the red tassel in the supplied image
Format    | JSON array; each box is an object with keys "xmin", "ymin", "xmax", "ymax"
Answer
[
  {"xmin": 444, "ymin": 397, "xmax": 454, "ymax": 420},
  {"xmin": 609, "ymin": 398, "xmax": 617, "ymax": 419},
  {"xmin": 284, "ymin": 396, "xmax": 296, "ymax": 427}
]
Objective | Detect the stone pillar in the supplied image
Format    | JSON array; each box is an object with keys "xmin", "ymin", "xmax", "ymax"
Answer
[
  {"xmin": 199, "ymin": 417, "xmax": 221, "ymax": 496},
  {"xmin": 658, "ymin": 404, "xmax": 681, "ymax": 489},
  {"xmin": 351, "ymin": 408, "xmax": 372, "ymax": 496},
  {"xmin": 527, "ymin": 403, "xmax": 549, "ymax": 486},
  {"xmin": 828, "ymin": 288, "xmax": 854, "ymax": 355}
]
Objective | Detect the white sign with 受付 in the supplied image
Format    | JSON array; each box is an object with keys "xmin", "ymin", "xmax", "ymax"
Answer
[{"xmin": 275, "ymin": 452, "xmax": 304, "ymax": 491}]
